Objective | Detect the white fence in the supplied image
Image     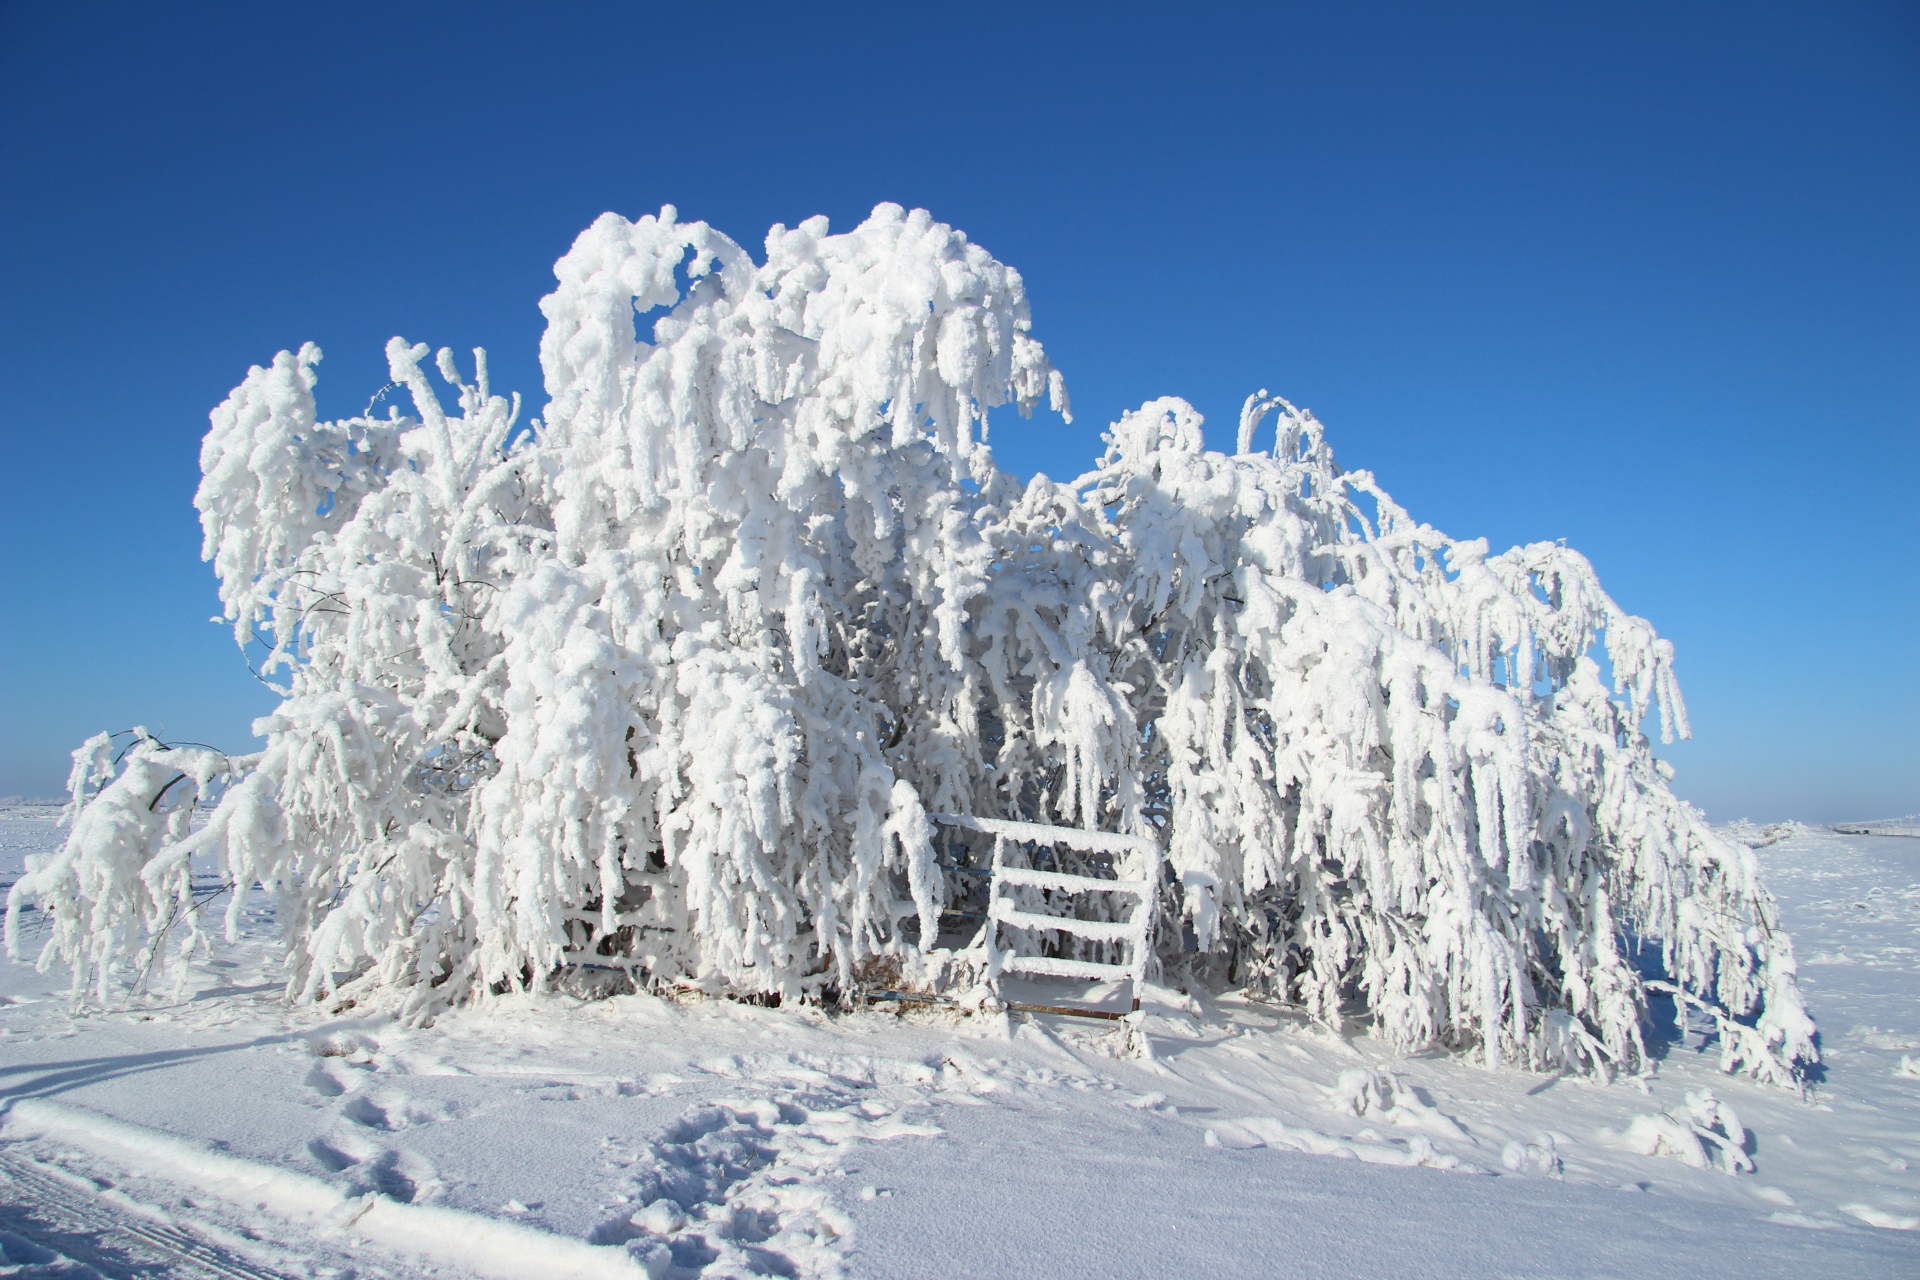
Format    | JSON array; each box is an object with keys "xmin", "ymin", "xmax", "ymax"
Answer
[
  {"xmin": 930, "ymin": 813, "xmax": 1161, "ymax": 1016},
  {"xmin": 1831, "ymin": 814, "xmax": 1920, "ymax": 839}
]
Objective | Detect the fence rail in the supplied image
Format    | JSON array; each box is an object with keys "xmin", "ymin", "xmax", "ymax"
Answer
[{"xmin": 1831, "ymin": 814, "xmax": 1920, "ymax": 839}]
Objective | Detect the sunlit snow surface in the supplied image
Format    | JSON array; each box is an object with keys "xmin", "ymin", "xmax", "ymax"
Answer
[{"xmin": 2, "ymin": 806, "xmax": 1915, "ymax": 1279}]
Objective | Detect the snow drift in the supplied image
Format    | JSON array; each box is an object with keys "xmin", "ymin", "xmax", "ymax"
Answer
[{"xmin": 5, "ymin": 204, "xmax": 1815, "ymax": 1085}]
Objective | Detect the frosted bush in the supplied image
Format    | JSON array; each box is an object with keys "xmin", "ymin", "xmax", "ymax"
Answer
[
  {"xmin": 1622, "ymin": 1089, "xmax": 1753, "ymax": 1174},
  {"xmin": 5, "ymin": 203, "xmax": 1815, "ymax": 1085}
]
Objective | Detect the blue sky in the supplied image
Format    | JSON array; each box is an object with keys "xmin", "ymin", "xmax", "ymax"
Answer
[{"xmin": 2, "ymin": 2, "xmax": 1914, "ymax": 819}]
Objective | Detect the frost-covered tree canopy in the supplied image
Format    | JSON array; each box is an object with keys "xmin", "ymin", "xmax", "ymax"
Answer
[{"xmin": 6, "ymin": 203, "xmax": 1816, "ymax": 1086}]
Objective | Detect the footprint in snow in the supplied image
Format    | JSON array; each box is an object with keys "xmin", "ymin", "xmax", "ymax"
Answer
[
  {"xmin": 304, "ymin": 1061, "xmax": 355, "ymax": 1098},
  {"xmin": 308, "ymin": 1029, "xmax": 381, "ymax": 1060},
  {"xmin": 362, "ymin": 1148, "xmax": 443, "ymax": 1203},
  {"xmin": 342, "ymin": 1089, "xmax": 456, "ymax": 1132},
  {"xmin": 308, "ymin": 1129, "xmax": 383, "ymax": 1172},
  {"xmin": 308, "ymin": 1132, "xmax": 442, "ymax": 1203},
  {"xmin": 590, "ymin": 1088, "xmax": 940, "ymax": 1278}
]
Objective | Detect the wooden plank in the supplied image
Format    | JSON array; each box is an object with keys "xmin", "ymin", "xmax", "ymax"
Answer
[
  {"xmin": 1003, "ymin": 954, "xmax": 1133, "ymax": 981},
  {"xmin": 992, "ymin": 865, "xmax": 1150, "ymax": 895},
  {"xmin": 989, "ymin": 901, "xmax": 1141, "ymax": 943},
  {"xmin": 930, "ymin": 813, "xmax": 1156, "ymax": 858}
]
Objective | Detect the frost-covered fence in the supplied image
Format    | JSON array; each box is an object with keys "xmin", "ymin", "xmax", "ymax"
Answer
[
  {"xmin": 5, "ymin": 203, "xmax": 1817, "ymax": 1086},
  {"xmin": 1831, "ymin": 815, "xmax": 1920, "ymax": 838},
  {"xmin": 931, "ymin": 814, "xmax": 1159, "ymax": 1015}
]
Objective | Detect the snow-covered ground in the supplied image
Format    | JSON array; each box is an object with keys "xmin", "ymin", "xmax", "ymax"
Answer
[{"xmin": 3, "ymin": 805, "xmax": 1916, "ymax": 1278}]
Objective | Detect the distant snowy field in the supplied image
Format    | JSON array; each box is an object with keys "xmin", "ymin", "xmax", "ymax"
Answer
[{"xmin": 2, "ymin": 806, "xmax": 1915, "ymax": 1279}]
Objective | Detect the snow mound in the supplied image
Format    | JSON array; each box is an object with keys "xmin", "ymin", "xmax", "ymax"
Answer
[{"xmin": 1618, "ymin": 1090, "xmax": 1752, "ymax": 1176}]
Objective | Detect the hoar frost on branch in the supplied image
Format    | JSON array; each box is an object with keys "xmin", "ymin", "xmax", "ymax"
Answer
[{"xmin": 5, "ymin": 203, "xmax": 1816, "ymax": 1086}]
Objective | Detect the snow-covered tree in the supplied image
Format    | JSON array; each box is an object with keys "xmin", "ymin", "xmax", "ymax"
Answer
[
  {"xmin": 5, "ymin": 204, "xmax": 1815, "ymax": 1085},
  {"xmin": 991, "ymin": 394, "xmax": 1812, "ymax": 1082}
]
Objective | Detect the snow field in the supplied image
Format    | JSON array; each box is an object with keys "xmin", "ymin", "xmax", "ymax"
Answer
[{"xmin": 3, "ymin": 809, "xmax": 1916, "ymax": 1277}]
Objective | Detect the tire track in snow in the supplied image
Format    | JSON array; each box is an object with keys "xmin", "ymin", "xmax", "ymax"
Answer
[
  {"xmin": 0, "ymin": 1147, "xmax": 291, "ymax": 1280},
  {"xmin": 0, "ymin": 1099, "xmax": 649, "ymax": 1279}
]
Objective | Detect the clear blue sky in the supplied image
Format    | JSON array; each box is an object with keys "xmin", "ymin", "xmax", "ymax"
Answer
[{"xmin": 2, "ymin": 2, "xmax": 1914, "ymax": 820}]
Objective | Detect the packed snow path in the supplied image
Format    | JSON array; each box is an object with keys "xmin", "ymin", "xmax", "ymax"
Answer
[{"xmin": 2, "ymin": 807, "xmax": 1915, "ymax": 1278}]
